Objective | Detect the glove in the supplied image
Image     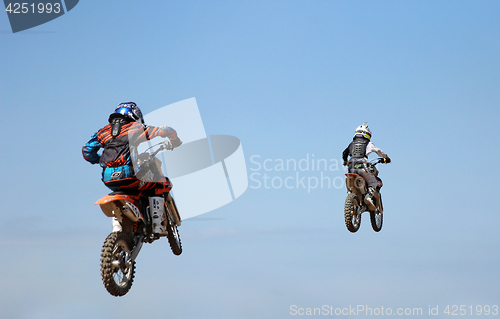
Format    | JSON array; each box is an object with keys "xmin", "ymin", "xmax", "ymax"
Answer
[
  {"xmin": 160, "ymin": 126, "xmax": 176, "ymax": 139},
  {"xmin": 170, "ymin": 137, "xmax": 182, "ymax": 149},
  {"xmin": 343, "ymin": 160, "xmax": 349, "ymax": 167},
  {"xmin": 162, "ymin": 140, "xmax": 173, "ymax": 150},
  {"xmin": 384, "ymin": 157, "xmax": 391, "ymax": 164}
]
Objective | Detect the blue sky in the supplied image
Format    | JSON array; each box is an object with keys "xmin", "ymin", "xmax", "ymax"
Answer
[{"xmin": 1, "ymin": 1, "xmax": 499, "ymax": 318}]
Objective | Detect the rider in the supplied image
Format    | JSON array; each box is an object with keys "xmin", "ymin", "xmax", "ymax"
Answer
[
  {"xmin": 82, "ymin": 102, "xmax": 182, "ymax": 235},
  {"xmin": 342, "ymin": 122, "xmax": 390, "ymax": 211}
]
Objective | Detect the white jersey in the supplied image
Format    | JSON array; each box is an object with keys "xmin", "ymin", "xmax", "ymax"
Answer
[{"xmin": 366, "ymin": 142, "xmax": 387, "ymax": 158}]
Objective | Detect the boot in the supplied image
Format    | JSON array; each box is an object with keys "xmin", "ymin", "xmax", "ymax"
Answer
[
  {"xmin": 364, "ymin": 187, "xmax": 377, "ymax": 211},
  {"xmin": 149, "ymin": 196, "xmax": 167, "ymax": 236},
  {"xmin": 112, "ymin": 217, "xmax": 122, "ymax": 232}
]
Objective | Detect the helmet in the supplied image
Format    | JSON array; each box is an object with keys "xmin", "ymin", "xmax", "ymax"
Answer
[
  {"xmin": 354, "ymin": 122, "xmax": 371, "ymax": 140},
  {"xmin": 109, "ymin": 102, "xmax": 144, "ymax": 124}
]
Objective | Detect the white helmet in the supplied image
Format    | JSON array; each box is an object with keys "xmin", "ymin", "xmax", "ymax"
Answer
[{"xmin": 354, "ymin": 122, "xmax": 372, "ymax": 140}]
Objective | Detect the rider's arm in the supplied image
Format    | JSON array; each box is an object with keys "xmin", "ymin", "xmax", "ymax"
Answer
[
  {"xmin": 138, "ymin": 124, "xmax": 182, "ymax": 147},
  {"xmin": 366, "ymin": 142, "xmax": 388, "ymax": 159},
  {"xmin": 161, "ymin": 126, "xmax": 182, "ymax": 147},
  {"xmin": 342, "ymin": 146, "xmax": 350, "ymax": 162},
  {"xmin": 138, "ymin": 124, "xmax": 172, "ymax": 139},
  {"xmin": 82, "ymin": 133, "xmax": 102, "ymax": 164}
]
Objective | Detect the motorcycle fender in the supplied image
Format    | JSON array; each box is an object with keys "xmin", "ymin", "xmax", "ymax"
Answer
[
  {"xmin": 95, "ymin": 195, "xmax": 142, "ymax": 222},
  {"xmin": 97, "ymin": 200, "xmax": 122, "ymax": 219},
  {"xmin": 345, "ymin": 173, "xmax": 366, "ymax": 195},
  {"xmin": 122, "ymin": 201, "xmax": 142, "ymax": 222}
]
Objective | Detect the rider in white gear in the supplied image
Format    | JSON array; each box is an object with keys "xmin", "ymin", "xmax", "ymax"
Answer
[{"xmin": 342, "ymin": 123, "xmax": 391, "ymax": 210}]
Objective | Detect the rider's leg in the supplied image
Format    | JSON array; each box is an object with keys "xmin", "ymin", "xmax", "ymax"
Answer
[
  {"xmin": 149, "ymin": 196, "xmax": 167, "ymax": 236},
  {"xmin": 357, "ymin": 170, "xmax": 379, "ymax": 211},
  {"xmin": 112, "ymin": 217, "xmax": 122, "ymax": 232},
  {"xmin": 364, "ymin": 187, "xmax": 378, "ymax": 211},
  {"xmin": 137, "ymin": 179, "xmax": 172, "ymax": 237}
]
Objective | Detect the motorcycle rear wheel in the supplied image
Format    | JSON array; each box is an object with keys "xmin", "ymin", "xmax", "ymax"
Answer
[
  {"xmin": 100, "ymin": 232, "xmax": 136, "ymax": 296},
  {"xmin": 344, "ymin": 193, "xmax": 361, "ymax": 233}
]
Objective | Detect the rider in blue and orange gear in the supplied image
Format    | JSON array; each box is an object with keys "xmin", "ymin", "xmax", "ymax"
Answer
[{"xmin": 82, "ymin": 102, "xmax": 182, "ymax": 197}]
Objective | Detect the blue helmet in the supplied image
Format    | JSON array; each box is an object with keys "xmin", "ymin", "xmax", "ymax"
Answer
[{"xmin": 110, "ymin": 102, "xmax": 144, "ymax": 123}]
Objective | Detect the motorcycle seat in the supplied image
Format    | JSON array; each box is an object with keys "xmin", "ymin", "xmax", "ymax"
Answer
[{"xmin": 108, "ymin": 190, "xmax": 141, "ymax": 196}]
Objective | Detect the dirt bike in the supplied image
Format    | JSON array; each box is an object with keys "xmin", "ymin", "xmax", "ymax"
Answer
[
  {"xmin": 344, "ymin": 158, "xmax": 388, "ymax": 233},
  {"xmin": 94, "ymin": 140, "xmax": 182, "ymax": 297}
]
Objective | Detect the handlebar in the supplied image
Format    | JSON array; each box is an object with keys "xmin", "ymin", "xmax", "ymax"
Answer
[
  {"xmin": 136, "ymin": 141, "xmax": 173, "ymax": 167},
  {"xmin": 150, "ymin": 141, "xmax": 173, "ymax": 157},
  {"xmin": 142, "ymin": 141, "xmax": 173, "ymax": 156},
  {"xmin": 371, "ymin": 157, "xmax": 390, "ymax": 166}
]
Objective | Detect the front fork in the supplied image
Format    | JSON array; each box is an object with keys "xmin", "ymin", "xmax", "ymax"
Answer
[
  {"xmin": 372, "ymin": 191, "xmax": 383, "ymax": 214},
  {"xmin": 164, "ymin": 192, "xmax": 181, "ymax": 227}
]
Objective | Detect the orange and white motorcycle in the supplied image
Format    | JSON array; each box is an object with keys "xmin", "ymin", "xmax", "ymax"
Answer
[
  {"xmin": 95, "ymin": 141, "xmax": 182, "ymax": 296},
  {"xmin": 344, "ymin": 158, "xmax": 388, "ymax": 233}
]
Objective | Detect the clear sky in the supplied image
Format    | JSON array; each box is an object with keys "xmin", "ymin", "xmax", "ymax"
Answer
[{"xmin": 1, "ymin": 1, "xmax": 499, "ymax": 318}]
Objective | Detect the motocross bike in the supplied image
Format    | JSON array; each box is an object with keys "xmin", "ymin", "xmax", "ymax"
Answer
[
  {"xmin": 95, "ymin": 140, "xmax": 182, "ymax": 297},
  {"xmin": 344, "ymin": 158, "xmax": 388, "ymax": 233}
]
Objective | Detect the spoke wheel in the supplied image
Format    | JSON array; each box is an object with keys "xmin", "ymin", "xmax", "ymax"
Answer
[
  {"xmin": 370, "ymin": 194, "xmax": 383, "ymax": 232},
  {"xmin": 100, "ymin": 232, "xmax": 136, "ymax": 296},
  {"xmin": 344, "ymin": 193, "xmax": 361, "ymax": 233},
  {"xmin": 166, "ymin": 216, "xmax": 182, "ymax": 255}
]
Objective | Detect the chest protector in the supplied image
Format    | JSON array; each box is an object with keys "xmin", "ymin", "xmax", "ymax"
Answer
[
  {"xmin": 98, "ymin": 118, "xmax": 133, "ymax": 168},
  {"xmin": 350, "ymin": 137, "xmax": 369, "ymax": 158}
]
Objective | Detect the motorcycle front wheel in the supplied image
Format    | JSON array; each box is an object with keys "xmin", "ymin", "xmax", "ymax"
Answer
[
  {"xmin": 167, "ymin": 221, "xmax": 182, "ymax": 256},
  {"xmin": 370, "ymin": 194, "xmax": 383, "ymax": 232},
  {"xmin": 166, "ymin": 216, "xmax": 182, "ymax": 256},
  {"xmin": 100, "ymin": 232, "xmax": 136, "ymax": 297},
  {"xmin": 344, "ymin": 193, "xmax": 361, "ymax": 233}
]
